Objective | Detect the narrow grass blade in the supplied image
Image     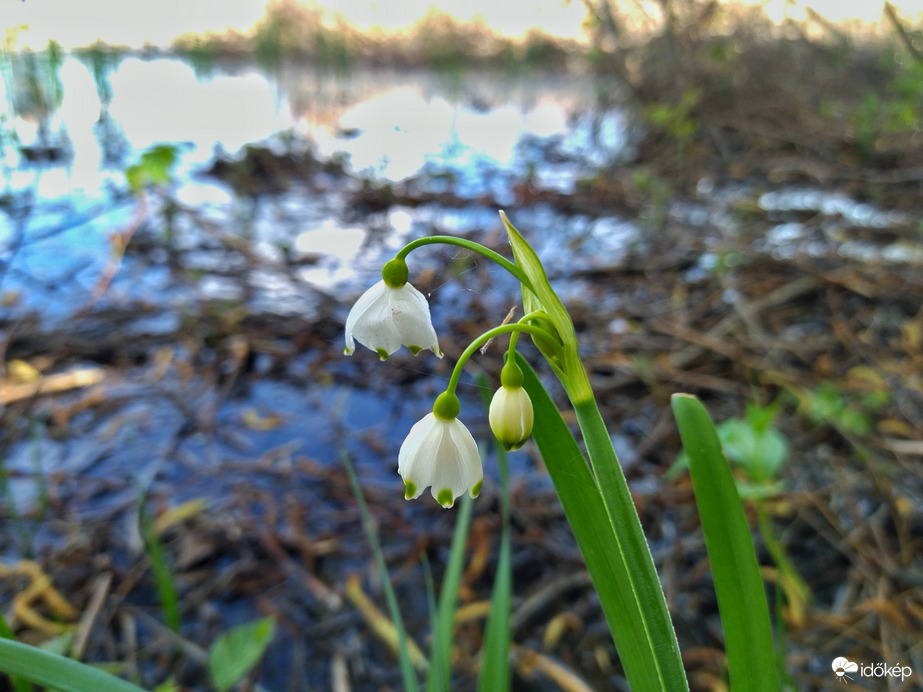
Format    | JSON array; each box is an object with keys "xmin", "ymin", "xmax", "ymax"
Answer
[
  {"xmin": 518, "ymin": 355, "xmax": 686, "ymax": 690},
  {"xmin": 419, "ymin": 555, "xmax": 439, "ymax": 673},
  {"xmin": 342, "ymin": 452, "xmax": 420, "ymax": 692},
  {"xmin": 0, "ymin": 637, "xmax": 147, "ymax": 692},
  {"xmin": 477, "ymin": 375, "xmax": 511, "ymax": 692},
  {"xmin": 426, "ymin": 493, "xmax": 473, "ymax": 692},
  {"xmin": 138, "ymin": 497, "xmax": 181, "ymax": 632},
  {"xmin": 671, "ymin": 394, "xmax": 780, "ymax": 690},
  {"xmin": 477, "ymin": 523, "xmax": 511, "ymax": 692}
]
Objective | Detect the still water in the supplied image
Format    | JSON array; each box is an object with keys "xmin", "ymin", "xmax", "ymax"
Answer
[{"xmin": 0, "ymin": 56, "xmax": 631, "ymax": 319}]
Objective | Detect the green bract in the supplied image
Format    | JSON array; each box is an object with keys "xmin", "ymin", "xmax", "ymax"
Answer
[{"xmin": 499, "ymin": 212, "xmax": 588, "ymax": 401}]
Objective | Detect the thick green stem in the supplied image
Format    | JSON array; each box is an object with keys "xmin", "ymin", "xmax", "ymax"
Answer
[
  {"xmin": 571, "ymin": 392, "xmax": 687, "ymax": 691},
  {"xmin": 396, "ymin": 236, "xmax": 531, "ymax": 288}
]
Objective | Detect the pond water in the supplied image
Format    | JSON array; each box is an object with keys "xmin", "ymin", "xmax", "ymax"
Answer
[
  {"xmin": 1, "ymin": 54, "xmax": 920, "ymax": 515},
  {"xmin": 0, "ymin": 56, "xmax": 633, "ymax": 316},
  {"xmin": 1, "ymin": 56, "xmax": 635, "ymax": 514}
]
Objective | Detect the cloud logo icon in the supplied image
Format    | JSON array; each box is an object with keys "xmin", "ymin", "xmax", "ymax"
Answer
[{"xmin": 832, "ymin": 657, "xmax": 859, "ymax": 682}]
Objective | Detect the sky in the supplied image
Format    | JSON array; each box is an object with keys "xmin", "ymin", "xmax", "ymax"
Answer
[{"xmin": 0, "ymin": 0, "xmax": 920, "ymax": 50}]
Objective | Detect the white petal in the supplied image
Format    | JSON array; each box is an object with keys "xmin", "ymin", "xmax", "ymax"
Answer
[
  {"xmin": 397, "ymin": 413, "xmax": 482, "ymax": 508},
  {"xmin": 344, "ymin": 281, "xmax": 402, "ymax": 358},
  {"xmin": 398, "ymin": 413, "xmax": 441, "ymax": 493},
  {"xmin": 344, "ymin": 280, "xmax": 441, "ymax": 358},
  {"xmin": 390, "ymin": 284, "xmax": 442, "ymax": 357},
  {"xmin": 431, "ymin": 419, "xmax": 481, "ymax": 505},
  {"xmin": 344, "ymin": 281, "xmax": 385, "ymax": 355}
]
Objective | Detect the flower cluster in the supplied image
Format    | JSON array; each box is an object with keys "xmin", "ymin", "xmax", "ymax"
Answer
[{"xmin": 344, "ymin": 240, "xmax": 538, "ymax": 508}]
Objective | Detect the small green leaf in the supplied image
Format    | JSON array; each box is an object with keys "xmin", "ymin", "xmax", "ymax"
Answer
[
  {"xmin": 721, "ymin": 418, "xmax": 787, "ymax": 483},
  {"xmin": 124, "ymin": 144, "xmax": 179, "ymax": 194},
  {"xmin": 208, "ymin": 617, "xmax": 276, "ymax": 692},
  {"xmin": 152, "ymin": 677, "xmax": 180, "ymax": 692}
]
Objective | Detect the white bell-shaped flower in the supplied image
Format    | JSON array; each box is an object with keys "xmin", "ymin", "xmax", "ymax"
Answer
[
  {"xmin": 344, "ymin": 279, "xmax": 442, "ymax": 360},
  {"xmin": 489, "ymin": 384, "xmax": 533, "ymax": 451},
  {"xmin": 398, "ymin": 393, "xmax": 482, "ymax": 508}
]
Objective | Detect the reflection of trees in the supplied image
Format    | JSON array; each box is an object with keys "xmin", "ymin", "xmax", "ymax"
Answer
[
  {"xmin": 75, "ymin": 41, "xmax": 129, "ymax": 165},
  {"xmin": 5, "ymin": 41, "xmax": 65, "ymax": 159}
]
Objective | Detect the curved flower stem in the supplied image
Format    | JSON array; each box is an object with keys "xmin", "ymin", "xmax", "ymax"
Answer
[
  {"xmin": 504, "ymin": 310, "xmax": 548, "ymax": 362},
  {"xmin": 396, "ymin": 236, "xmax": 531, "ymax": 289},
  {"xmin": 518, "ymin": 310, "xmax": 547, "ymax": 324},
  {"xmin": 445, "ymin": 323, "xmax": 558, "ymax": 397},
  {"xmin": 506, "ymin": 330, "xmax": 519, "ymax": 360}
]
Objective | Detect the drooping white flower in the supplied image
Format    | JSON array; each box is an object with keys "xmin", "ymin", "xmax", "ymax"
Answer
[
  {"xmin": 488, "ymin": 384, "xmax": 534, "ymax": 451},
  {"xmin": 398, "ymin": 412, "xmax": 483, "ymax": 508},
  {"xmin": 344, "ymin": 280, "xmax": 442, "ymax": 360}
]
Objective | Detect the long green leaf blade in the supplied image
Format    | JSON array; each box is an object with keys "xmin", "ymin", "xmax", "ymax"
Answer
[
  {"xmin": 426, "ymin": 494, "xmax": 473, "ymax": 692},
  {"xmin": 139, "ymin": 498, "xmax": 181, "ymax": 632},
  {"xmin": 518, "ymin": 355, "xmax": 687, "ymax": 690},
  {"xmin": 0, "ymin": 638, "xmax": 147, "ymax": 692},
  {"xmin": 342, "ymin": 452, "xmax": 420, "ymax": 692},
  {"xmin": 671, "ymin": 394, "xmax": 780, "ymax": 691},
  {"xmin": 477, "ymin": 526, "xmax": 511, "ymax": 692}
]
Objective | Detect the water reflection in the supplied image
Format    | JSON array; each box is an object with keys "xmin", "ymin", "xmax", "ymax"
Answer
[
  {"xmin": 108, "ymin": 58, "xmax": 291, "ymax": 163},
  {"xmin": 3, "ymin": 55, "xmax": 916, "ymax": 334},
  {"xmin": 1, "ymin": 58, "xmax": 641, "ymax": 329}
]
